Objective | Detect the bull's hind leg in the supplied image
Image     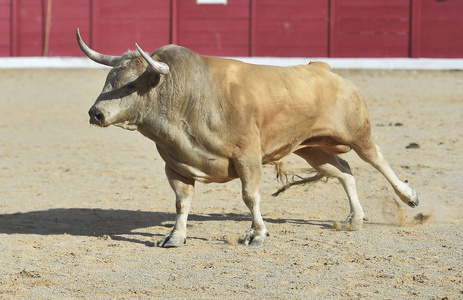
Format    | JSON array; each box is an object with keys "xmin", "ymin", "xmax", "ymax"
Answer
[
  {"xmin": 295, "ymin": 148, "xmax": 365, "ymax": 230},
  {"xmin": 353, "ymin": 142, "xmax": 419, "ymax": 208},
  {"xmin": 159, "ymin": 165, "xmax": 195, "ymax": 248}
]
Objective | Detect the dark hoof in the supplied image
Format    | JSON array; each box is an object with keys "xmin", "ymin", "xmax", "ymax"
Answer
[
  {"xmin": 158, "ymin": 235, "xmax": 186, "ymax": 248},
  {"xmin": 407, "ymin": 192, "xmax": 420, "ymax": 208}
]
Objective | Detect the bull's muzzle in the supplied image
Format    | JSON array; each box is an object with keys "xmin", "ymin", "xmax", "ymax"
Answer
[{"xmin": 88, "ymin": 106, "xmax": 106, "ymax": 126}]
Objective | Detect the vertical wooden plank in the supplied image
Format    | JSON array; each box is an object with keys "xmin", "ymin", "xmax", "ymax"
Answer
[
  {"xmin": 171, "ymin": 0, "xmax": 178, "ymax": 44},
  {"xmin": 327, "ymin": 0, "xmax": 333, "ymax": 57},
  {"xmin": 250, "ymin": 0, "xmax": 257, "ymax": 56},
  {"xmin": 10, "ymin": 0, "xmax": 18, "ymax": 56},
  {"xmin": 11, "ymin": 0, "xmax": 43, "ymax": 56},
  {"xmin": 0, "ymin": 0, "xmax": 11, "ymax": 56},
  {"xmin": 46, "ymin": 0, "xmax": 91, "ymax": 56},
  {"xmin": 329, "ymin": 0, "xmax": 340, "ymax": 58},
  {"xmin": 410, "ymin": 0, "xmax": 421, "ymax": 58}
]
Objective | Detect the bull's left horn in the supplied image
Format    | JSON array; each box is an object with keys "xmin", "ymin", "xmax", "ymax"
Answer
[
  {"xmin": 135, "ymin": 43, "xmax": 170, "ymax": 75},
  {"xmin": 76, "ymin": 28, "xmax": 120, "ymax": 67}
]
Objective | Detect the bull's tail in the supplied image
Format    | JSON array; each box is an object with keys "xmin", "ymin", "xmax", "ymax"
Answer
[{"xmin": 272, "ymin": 160, "xmax": 324, "ymax": 197}]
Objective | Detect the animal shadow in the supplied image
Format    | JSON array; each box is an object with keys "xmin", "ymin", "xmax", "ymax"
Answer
[{"xmin": 0, "ymin": 208, "xmax": 333, "ymax": 245}]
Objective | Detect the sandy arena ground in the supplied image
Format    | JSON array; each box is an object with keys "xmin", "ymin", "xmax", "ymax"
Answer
[{"xmin": 0, "ymin": 67, "xmax": 462, "ymax": 299}]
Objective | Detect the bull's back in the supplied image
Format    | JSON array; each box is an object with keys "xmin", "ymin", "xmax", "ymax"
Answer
[
  {"xmin": 209, "ymin": 58, "xmax": 356, "ymax": 126},
  {"xmin": 204, "ymin": 57, "xmax": 369, "ymax": 161}
]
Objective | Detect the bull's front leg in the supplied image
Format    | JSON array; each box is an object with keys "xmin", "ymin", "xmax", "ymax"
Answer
[
  {"xmin": 158, "ymin": 165, "xmax": 195, "ymax": 248},
  {"xmin": 234, "ymin": 155, "xmax": 269, "ymax": 247}
]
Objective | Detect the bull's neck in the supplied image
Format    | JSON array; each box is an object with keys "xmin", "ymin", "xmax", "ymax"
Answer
[{"xmin": 139, "ymin": 75, "xmax": 224, "ymax": 149}]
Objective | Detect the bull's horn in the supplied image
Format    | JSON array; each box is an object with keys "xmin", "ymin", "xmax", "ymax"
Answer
[
  {"xmin": 135, "ymin": 43, "xmax": 170, "ymax": 75},
  {"xmin": 76, "ymin": 28, "xmax": 120, "ymax": 67}
]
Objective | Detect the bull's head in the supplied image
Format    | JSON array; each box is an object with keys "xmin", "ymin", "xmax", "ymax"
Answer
[{"xmin": 76, "ymin": 29, "xmax": 169, "ymax": 131}]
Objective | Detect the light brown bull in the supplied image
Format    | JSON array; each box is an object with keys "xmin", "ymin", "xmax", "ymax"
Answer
[{"xmin": 77, "ymin": 29, "xmax": 419, "ymax": 247}]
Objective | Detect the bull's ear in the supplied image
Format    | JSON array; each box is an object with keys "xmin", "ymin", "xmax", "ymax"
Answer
[
  {"xmin": 135, "ymin": 43, "xmax": 169, "ymax": 75},
  {"xmin": 149, "ymin": 73, "xmax": 161, "ymax": 87}
]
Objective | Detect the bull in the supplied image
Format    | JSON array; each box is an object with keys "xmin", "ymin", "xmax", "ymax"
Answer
[{"xmin": 76, "ymin": 29, "xmax": 419, "ymax": 247}]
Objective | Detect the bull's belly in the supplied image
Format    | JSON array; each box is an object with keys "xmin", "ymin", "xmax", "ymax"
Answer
[
  {"xmin": 156, "ymin": 145, "xmax": 238, "ymax": 183},
  {"xmin": 262, "ymin": 136, "xmax": 351, "ymax": 164},
  {"xmin": 172, "ymin": 159, "xmax": 237, "ymax": 184}
]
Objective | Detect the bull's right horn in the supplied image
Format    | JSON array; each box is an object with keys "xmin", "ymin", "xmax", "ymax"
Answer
[
  {"xmin": 76, "ymin": 28, "xmax": 120, "ymax": 67},
  {"xmin": 135, "ymin": 43, "xmax": 170, "ymax": 75}
]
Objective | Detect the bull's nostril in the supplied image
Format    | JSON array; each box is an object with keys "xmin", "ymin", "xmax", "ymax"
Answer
[
  {"xmin": 94, "ymin": 111, "xmax": 104, "ymax": 122},
  {"xmin": 89, "ymin": 107, "xmax": 105, "ymax": 125}
]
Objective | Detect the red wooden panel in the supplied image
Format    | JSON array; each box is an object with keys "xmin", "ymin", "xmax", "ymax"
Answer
[
  {"xmin": 411, "ymin": 0, "xmax": 463, "ymax": 58},
  {"xmin": 251, "ymin": 0, "xmax": 328, "ymax": 57},
  {"xmin": 0, "ymin": 0, "xmax": 10, "ymax": 56},
  {"xmin": 330, "ymin": 0, "xmax": 410, "ymax": 57},
  {"xmin": 173, "ymin": 0, "xmax": 250, "ymax": 56},
  {"xmin": 12, "ymin": 0, "xmax": 43, "ymax": 56},
  {"xmin": 92, "ymin": 0, "xmax": 171, "ymax": 56},
  {"xmin": 46, "ymin": 0, "xmax": 90, "ymax": 56}
]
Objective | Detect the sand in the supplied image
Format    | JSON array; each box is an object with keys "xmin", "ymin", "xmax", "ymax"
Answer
[{"xmin": 0, "ymin": 68, "xmax": 462, "ymax": 299}]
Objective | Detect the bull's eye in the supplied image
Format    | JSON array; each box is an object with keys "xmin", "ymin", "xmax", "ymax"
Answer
[{"xmin": 125, "ymin": 82, "xmax": 137, "ymax": 92}]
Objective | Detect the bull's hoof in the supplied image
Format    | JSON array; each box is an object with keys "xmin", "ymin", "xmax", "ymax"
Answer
[
  {"xmin": 158, "ymin": 235, "xmax": 186, "ymax": 248},
  {"xmin": 405, "ymin": 190, "xmax": 420, "ymax": 208},
  {"xmin": 241, "ymin": 229, "xmax": 269, "ymax": 247},
  {"xmin": 334, "ymin": 214, "xmax": 364, "ymax": 231},
  {"xmin": 397, "ymin": 182, "xmax": 420, "ymax": 208}
]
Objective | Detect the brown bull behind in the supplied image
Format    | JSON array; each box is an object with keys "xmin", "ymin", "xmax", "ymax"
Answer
[{"xmin": 77, "ymin": 29, "xmax": 419, "ymax": 247}]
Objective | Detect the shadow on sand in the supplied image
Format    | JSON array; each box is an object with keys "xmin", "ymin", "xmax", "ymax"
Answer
[{"xmin": 0, "ymin": 208, "xmax": 334, "ymax": 246}]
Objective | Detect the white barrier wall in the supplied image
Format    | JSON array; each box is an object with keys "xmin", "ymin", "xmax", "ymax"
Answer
[{"xmin": 0, "ymin": 57, "xmax": 463, "ymax": 70}]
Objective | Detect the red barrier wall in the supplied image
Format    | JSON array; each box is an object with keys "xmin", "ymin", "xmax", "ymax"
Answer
[
  {"xmin": 92, "ymin": 0, "xmax": 171, "ymax": 56},
  {"xmin": 11, "ymin": 0, "xmax": 43, "ymax": 56},
  {"xmin": 1, "ymin": 0, "xmax": 462, "ymax": 58},
  {"xmin": 0, "ymin": 0, "xmax": 10, "ymax": 56},
  {"xmin": 251, "ymin": 0, "xmax": 329, "ymax": 57},
  {"xmin": 46, "ymin": 0, "xmax": 90, "ymax": 56},
  {"xmin": 173, "ymin": 0, "xmax": 250, "ymax": 56},
  {"xmin": 330, "ymin": 0, "xmax": 411, "ymax": 57},
  {"xmin": 411, "ymin": 0, "xmax": 463, "ymax": 58}
]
